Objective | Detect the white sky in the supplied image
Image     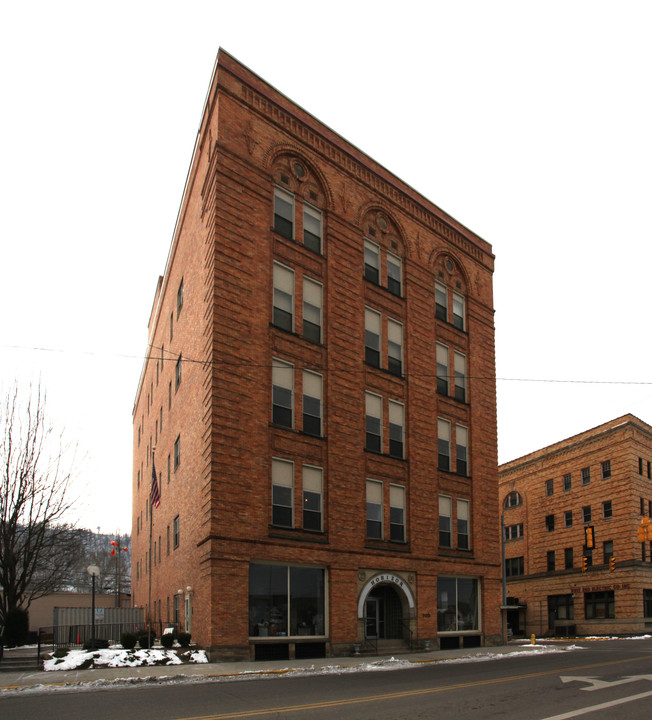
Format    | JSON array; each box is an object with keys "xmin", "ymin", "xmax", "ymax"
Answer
[{"xmin": 2, "ymin": 1, "xmax": 651, "ymax": 534}]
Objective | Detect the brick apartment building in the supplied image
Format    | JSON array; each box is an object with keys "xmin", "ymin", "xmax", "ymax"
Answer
[
  {"xmin": 499, "ymin": 414, "xmax": 652, "ymax": 637},
  {"xmin": 132, "ymin": 49, "xmax": 501, "ymax": 660}
]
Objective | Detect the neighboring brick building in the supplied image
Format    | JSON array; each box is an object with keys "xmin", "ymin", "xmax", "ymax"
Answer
[
  {"xmin": 499, "ymin": 414, "xmax": 652, "ymax": 637},
  {"xmin": 132, "ymin": 49, "xmax": 501, "ymax": 660}
]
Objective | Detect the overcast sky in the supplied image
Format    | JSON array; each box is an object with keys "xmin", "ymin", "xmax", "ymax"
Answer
[{"xmin": 2, "ymin": 1, "xmax": 651, "ymax": 534}]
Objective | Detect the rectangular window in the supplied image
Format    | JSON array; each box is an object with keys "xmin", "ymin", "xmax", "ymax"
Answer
[
  {"xmin": 505, "ymin": 557, "xmax": 524, "ymax": 577},
  {"xmin": 564, "ymin": 547, "xmax": 574, "ymax": 569},
  {"xmin": 505, "ymin": 523, "xmax": 523, "ymax": 540},
  {"xmin": 564, "ymin": 510, "xmax": 573, "ymax": 528},
  {"xmin": 435, "ymin": 281, "xmax": 448, "ymax": 321},
  {"xmin": 603, "ymin": 540, "xmax": 614, "ymax": 564},
  {"xmin": 603, "ymin": 500, "xmax": 613, "ymax": 519},
  {"xmin": 581, "ymin": 467, "xmax": 591, "ymax": 485},
  {"xmin": 173, "ymin": 435, "xmax": 180, "ymax": 470},
  {"xmin": 170, "ymin": 311, "xmax": 173, "ymax": 341},
  {"xmin": 452, "ymin": 292, "xmax": 465, "ymax": 330},
  {"xmin": 563, "ymin": 473, "xmax": 571, "ymax": 491},
  {"xmin": 168, "ymin": 381, "xmax": 171, "ymax": 410},
  {"xmin": 548, "ymin": 594, "xmax": 574, "ymax": 622},
  {"xmin": 585, "ymin": 590, "xmax": 614, "ymax": 619},
  {"xmin": 167, "ymin": 454, "xmax": 170, "ymax": 484},
  {"xmin": 387, "ymin": 253, "xmax": 402, "ymax": 296},
  {"xmin": 173, "ymin": 515, "xmax": 179, "ymax": 549},
  {"xmin": 302, "ymin": 277, "xmax": 322, "ymax": 343},
  {"xmin": 273, "ymin": 262, "xmax": 294, "ymax": 332},
  {"xmin": 272, "ymin": 359, "xmax": 293, "ymax": 428},
  {"xmin": 456, "ymin": 425, "xmax": 468, "ymax": 476},
  {"xmin": 173, "ymin": 593, "xmax": 179, "ymax": 624},
  {"xmin": 365, "ymin": 392, "xmax": 382, "ymax": 453},
  {"xmin": 272, "ymin": 458, "xmax": 293, "ymax": 527},
  {"xmin": 438, "ymin": 418, "xmax": 451, "ymax": 471},
  {"xmin": 364, "ymin": 239, "xmax": 380, "ymax": 284},
  {"xmin": 364, "ymin": 308, "xmax": 381, "ymax": 367},
  {"xmin": 388, "ymin": 400, "xmax": 404, "ymax": 459},
  {"xmin": 457, "ymin": 499, "xmax": 470, "ymax": 550},
  {"xmin": 387, "ymin": 319, "xmax": 403, "ymax": 376},
  {"xmin": 436, "ymin": 343, "xmax": 449, "ymax": 395},
  {"xmin": 547, "ymin": 550, "xmax": 555, "ymax": 572},
  {"xmin": 645, "ymin": 590, "xmax": 652, "ymax": 618},
  {"xmin": 167, "ymin": 525, "xmax": 170, "ymax": 555},
  {"xmin": 454, "ymin": 352, "xmax": 467, "ymax": 402},
  {"xmin": 303, "ymin": 204, "xmax": 322, "ymax": 253},
  {"xmin": 390, "ymin": 485, "xmax": 406, "ymax": 542},
  {"xmin": 302, "ymin": 370, "xmax": 322, "ymax": 437},
  {"xmin": 601, "ymin": 460, "xmax": 611, "ymax": 479},
  {"xmin": 439, "ymin": 495, "xmax": 452, "ymax": 548},
  {"xmin": 437, "ymin": 577, "xmax": 479, "ymax": 632},
  {"xmin": 583, "ymin": 505, "xmax": 591, "ymax": 523},
  {"xmin": 274, "ymin": 187, "xmax": 294, "ymax": 239},
  {"xmin": 648, "ymin": 461, "xmax": 651, "ymax": 479},
  {"xmin": 545, "ymin": 479, "xmax": 554, "ymax": 496},
  {"xmin": 177, "ymin": 278, "xmax": 183, "ymax": 316},
  {"xmin": 175, "ymin": 354, "xmax": 182, "ymax": 390},
  {"xmin": 302, "ymin": 465, "xmax": 322, "ymax": 531},
  {"xmin": 366, "ymin": 479, "xmax": 383, "ymax": 539},
  {"xmin": 545, "ymin": 514, "xmax": 555, "ymax": 532},
  {"xmin": 639, "ymin": 457, "xmax": 644, "ymax": 475},
  {"xmin": 248, "ymin": 563, "xmax": 325, "ymax": 638}
]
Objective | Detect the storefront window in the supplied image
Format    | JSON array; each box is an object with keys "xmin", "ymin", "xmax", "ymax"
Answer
[
  {"xmin": 249, "ymin": 563, "xmax": 325, "ymax": 637},
  {"xmin": 584, "ymin": 591, "xmax": 614, "ymax": 619},
  {"xmin": 437, "ymin": 576, "xmax": 479, "ymax": 632}
]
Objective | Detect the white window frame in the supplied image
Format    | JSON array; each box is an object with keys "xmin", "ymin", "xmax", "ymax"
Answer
[
  {"xmin": 435, "ymin": 281, "xmax": 448, "ymax": 321},
  {"xmin": 388, "ymin": 400, "xmax": 404, "ymax": 459},
  {"xmin": 364, "ymin": 239, "xmax": 381, "ymax": 284},
  {"xmin": 364, "ymin": 307, "xmax": 382, "ymax": 368},
  {"xmin": 387, "ymin": 252, "xmax": 402, "ymax": 296},
  {"xmin": 387, "ymin": 318, "xmax": 403, "ymax": 377},
  {"xmin": 439, "ymin": 495, "xmax": 452, "ymax": 547},
  {"xmin": 274, "ymin": 186, "xmax": 294, "ymax": 239},
  {"xmin": 436, "ymin": 343, "xmax": 449, "ymax": 395},
  {"xmin": 454, "ymin": 351, "xmax": 466, "ymax": 402},
  {"xmin": 452, "ymin": 292, "xmax": 465, "ymax": 331},
  {"xmin": 302, "ymin": 370, "xmax": 322, "ymax": 437},
  {"xmin": 303, "ymin": 277, "xmax": 323, "ymax": 343},
  {"xmin": 302, "ymin": 464, "xmax": 323, "ymax": 531},
  {"xmin": 273, "ymin": 261, "xmax": 294, "ymax": 332},
  {"xmin": 272, "ymin": 458, "xmax": 294, "ymax": 527},
  {"xmin": 272, "ymin": 358, "xmax": 294, "ymax": 428},
  {"xmin": 456, "ymin": 424, "xmax": 469, "ymax": 476},
  {"xmin": 457, "ymin": 498, "xmax": 470, "ymax": 550},
  {"xmin": 303, "ymin": 203, "xmax": 322, "ymax": 253},
  {"xmin": 366, "ymin": 479, "xmax": 383, "ymax": 539},
  {"xmin": 390, "ymin": 484, "xmax": 406, "ymax": 542},
  {"xmin": 365, "ymin": 392, "xmax": 383, "ymax": 453},
  {"xmin": 438, "ymin": 418, "xmax": 451, "ymax": 472}
]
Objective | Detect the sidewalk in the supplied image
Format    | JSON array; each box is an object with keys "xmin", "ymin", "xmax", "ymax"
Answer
[{"xmin": 0, "ymin": 642, "xmax": 565, "ymax": 692}]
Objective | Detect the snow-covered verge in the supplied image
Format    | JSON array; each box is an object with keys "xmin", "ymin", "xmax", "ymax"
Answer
[{"xmin": 43, "ymin": 648, "xmax": 208, "ymax": 671}]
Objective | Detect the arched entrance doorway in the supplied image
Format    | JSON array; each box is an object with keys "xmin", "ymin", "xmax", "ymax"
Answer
[{"xmin": 364, "ymin": 584, "xmax": 403, "ymax": 640}]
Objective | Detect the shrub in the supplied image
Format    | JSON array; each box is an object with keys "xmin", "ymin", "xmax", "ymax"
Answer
[
  {"xmin": 83, "ymin": 637, "xmax": 109, "ymax": 650},
  {"xmin": 138, "ymin": 630, "xmax": 154, "ymax": 649},
  {"xmin": 177, "ymin": 632, "xmax": 191, "ymax": 648},
  {"xmin": 121, "ymin": 632, "xmax": 137, "ymax": 650},
  {"xmin": 160, "ymin": 633, "xmax": 174, "ymax": 649},
  {"xmin": 4, "ymin": 608, "xmax": 29, "ymax": 647},
  {"xmin": 53, "ymin": 648, "xmax": 69, "ymax": 659}
]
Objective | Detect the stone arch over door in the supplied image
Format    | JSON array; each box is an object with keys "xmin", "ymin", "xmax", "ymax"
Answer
[{"xmin": 357, "ymin": 573, "xmax": 415, "ymax": 618}]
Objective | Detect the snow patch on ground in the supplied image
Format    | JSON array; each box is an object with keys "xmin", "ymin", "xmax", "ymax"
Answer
[{"xmin": 43, "ymin": 648, "xmax": 207, "ymax": 671}]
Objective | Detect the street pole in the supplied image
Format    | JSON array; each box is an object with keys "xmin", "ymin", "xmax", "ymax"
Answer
[{"xmin": 87, "ymin": 565, "xmax": 100, "ymax": 648}]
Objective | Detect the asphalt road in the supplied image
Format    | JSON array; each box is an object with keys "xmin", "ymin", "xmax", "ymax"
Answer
[{"xmin": 4, "ymin": 640, "xmax": 652, "ymax": 719}]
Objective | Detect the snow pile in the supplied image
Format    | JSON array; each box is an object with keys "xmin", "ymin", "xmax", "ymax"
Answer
[{"xmin": 43, "ymin": 648, "xmax": 208, "ymax": 671}]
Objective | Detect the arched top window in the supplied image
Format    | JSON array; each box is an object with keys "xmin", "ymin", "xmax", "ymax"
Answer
[
  {"xmin": 503, "ymin": 491, "xmax": 523, "ymax": 509},
  {"xmin": 433, "ymin": 254, "xmax": 468, "ymax": 331},
  {"xmin": 361, "ymin": 208, "xmax": 405, "ymax": 297},
  {"xmin": 271, "ymin": 155, "xmax": 326, "ymax": 255}
]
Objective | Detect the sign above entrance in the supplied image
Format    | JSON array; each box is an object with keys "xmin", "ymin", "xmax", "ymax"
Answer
[{"xmin": 357, "ymin": 572, "xmax": 415, "ymax": 618}]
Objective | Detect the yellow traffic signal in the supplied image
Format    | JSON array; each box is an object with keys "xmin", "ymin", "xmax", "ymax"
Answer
[
  {"xmin": 638, "ymin": 525, "xmax": 646, "ymax": 542},
  {"xmin": 584, "ymin": 525, "xmax": 595, "ymax": 549},
  {"xmin": 582, "ymin": 556, "xmax": 588, "ymax": 572},
  {"xmin": 647, "ymin": 525, "xmax": 652, "ymax": 541},
  {"xmin": 609, "ymin": 556, "xmax": 616, "ymax": 573}
]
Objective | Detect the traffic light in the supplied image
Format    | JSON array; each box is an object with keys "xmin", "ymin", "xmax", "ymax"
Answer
[
  {"xmin": 609, "ymin": 556, "xmax": 616, "ymax": 573},
  {"xmin": 638, "ymin": 525, "xmax": 646, "ymax": 542},
  {"xmin": 582, "ymin": 556, "xmax": 588, "ymax": 572}
]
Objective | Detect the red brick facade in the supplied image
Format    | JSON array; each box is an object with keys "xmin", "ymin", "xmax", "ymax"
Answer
[
  {"xmin": 132, "ymin": 50, "xmax": 500, "ymax": 660},
  {"xmin": 499, "ymin": 414, "xmax": 652, "ymax": 637}
]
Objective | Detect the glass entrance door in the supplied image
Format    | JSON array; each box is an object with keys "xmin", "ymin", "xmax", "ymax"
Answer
[{"xmin": 365, "ymin": 597, "xmax": 383, "ymax": 639}]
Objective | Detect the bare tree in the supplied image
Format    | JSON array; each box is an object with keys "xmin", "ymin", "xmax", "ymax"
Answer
[{"xmin": 0, "ymin": 383, "xmax": 81, "ymax": 626}]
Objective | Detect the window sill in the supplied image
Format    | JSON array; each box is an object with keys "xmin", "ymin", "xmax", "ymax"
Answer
[
  {"xmin": 269, "ymin": 423, "xmax": 327, "ymax": 441},
  {"xmin": 363, "ymin": 275, "xmax": 404, "ymax": 300},
  {"xmin": 268, "ymin": 527, "xmax": 329, "ymax": 544},
  {"xmin": 365, "ymin": 539, "xmax": 410, "ymax": 552},
  {"xmin": 435, "ymin": 317, "xmax": 468, "ymax": 335},
  {"xmin": 364, "ymin": 448, "xmax": 407, "ymax": 462},
  {"xmin": 270, "ymin": 322, "xmax": 326, "ymax": 349},
  {"xmin": 271, "ymin": 227, "xmax": 324, "ymax": 257},
  {"xmin": 364, "ymin": 361, "xmax": 405, "ymax": 380}
]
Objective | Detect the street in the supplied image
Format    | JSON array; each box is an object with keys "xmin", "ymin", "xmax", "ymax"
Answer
[{"xmin": 3, "ymin": 640, "xmax": 652, "ymax": 719}]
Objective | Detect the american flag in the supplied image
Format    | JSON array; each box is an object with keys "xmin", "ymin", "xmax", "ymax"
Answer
[{"xmin": 150, "ymin": 458, "xmax": 161, "ymax": 509}]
